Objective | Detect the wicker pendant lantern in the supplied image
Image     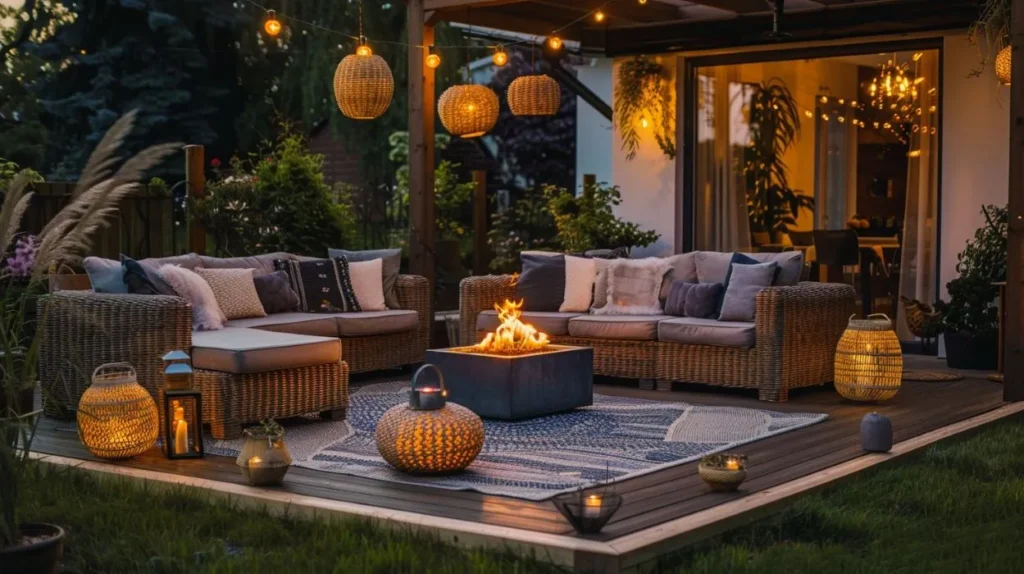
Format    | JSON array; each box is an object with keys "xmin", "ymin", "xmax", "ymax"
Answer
[
  {"xmin": 508, "ymin": 74, "xmax": 561, "ymax": 116},
  {"xmin": 438, "ymin": 84, "xmax": 499, "ymax": 138},
  {"xmin": 995, "ymin": 45, "xmax": 1012, "ymax": 85},
  {"xmin": 333, "ymin": 38, "xmax": 394, "ymax": 120},
  {"xmin": 834, "ymin": 314, "xmax": 903, "ymax": 402},
  {"xmin": 77, "ymin": 363, "xmax": 159, "ymax": 459}
]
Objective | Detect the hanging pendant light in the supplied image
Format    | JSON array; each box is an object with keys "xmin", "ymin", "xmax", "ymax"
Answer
[
  {"xmin": 996, "ymin": 45, "xmax": 1012, "ymax": 85},
  {"xmin": 508, "ymin": 74, "xmax": 561, "ymax": 116},
  {"xmin": 333, "ymin": 35, "xmax": 394, "ymax": 120},
  {"xmin": 438, "ymin": 84, "xmax": 499, "ymax": 138}
]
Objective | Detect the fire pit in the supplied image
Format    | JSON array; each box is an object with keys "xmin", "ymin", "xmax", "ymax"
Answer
[{"xmin": 425, "ymin": 299, "xmax": 593, "ymax": 420}]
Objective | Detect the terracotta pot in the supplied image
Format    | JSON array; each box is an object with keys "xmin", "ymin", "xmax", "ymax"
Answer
[
  {"xmin": 0, "ymin": 523, "xmax": 65, "ymax": 574},
  {"xmin": 944, "ymin": 332, "xmax": 998, "ymax": 371}
]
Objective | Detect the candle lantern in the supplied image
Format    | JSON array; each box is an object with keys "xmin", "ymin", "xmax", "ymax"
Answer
[
  {"xmin": 860, "ymin": 412, "xmax": 893, "ymax": 452},
  {"xmin": 159, "ymin": 389, "xmax": 204, "ymax": 459},
  {"xmin": 552, "ymin": 487, "xmax": 623, "ymax": 534},
  {"xmin": 376, "ymin": 364, "xmax": 484, "ymax": 474},
  {"xmin": 834, "ymin": 314, "xmax": 903, "ymax": 402},
  {"xmin": 76, "ymin": 363, "xmax": 159, "ymax": 459},
  {"xmin": 162, "ymin": 350, "xmax": 193, "ymax": 391},
  {"xmin": 236, "ymin": 420, "xmax": 292, "ymax": 486},
  {"xmin": 698, "ymin": 453, "xmax": 747, "ymax": 492}
]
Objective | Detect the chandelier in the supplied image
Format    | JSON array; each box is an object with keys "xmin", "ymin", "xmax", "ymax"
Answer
[{"xmin": 869, "ymin": 55, "xmax": 921, "ymax": 127}]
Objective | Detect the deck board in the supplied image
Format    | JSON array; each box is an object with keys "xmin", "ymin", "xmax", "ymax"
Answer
[{"xmin": 31, "ymin": 355, "xmax": 1006, "ymax": 541}]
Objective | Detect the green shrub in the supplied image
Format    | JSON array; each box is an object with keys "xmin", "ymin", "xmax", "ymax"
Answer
[
  {"xmin": 389, "ymin": 132, "xmax": 474, "ymax": 242},
  {"xmin": 544, "ymin": 182, "xmax": 660, "ymax": 254},
  {"xmin": 487, "ymin": 187, "xmax": 557, "ymax": 272},
  {"xmin": 937, "ymin": 204, "xmax": 1007, "ymax": 336}
]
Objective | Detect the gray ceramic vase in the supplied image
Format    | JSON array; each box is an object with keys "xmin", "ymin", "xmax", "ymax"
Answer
[{"xmin": 860, "ymin": 412, "xmax": 893, "ymax": 452}]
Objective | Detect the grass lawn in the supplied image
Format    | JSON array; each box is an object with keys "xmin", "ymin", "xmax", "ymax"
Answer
[{"xmin": 18, "ymin": 415, "xmax": 1024, "ymax": 573}]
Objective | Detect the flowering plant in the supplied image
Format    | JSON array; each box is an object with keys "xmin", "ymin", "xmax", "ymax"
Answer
[{"xmin": 3, "ymin": 235, "xmax": 37, "ymax": 279}]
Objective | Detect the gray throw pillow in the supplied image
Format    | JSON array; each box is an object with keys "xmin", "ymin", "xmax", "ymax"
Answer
[
  {"xmin": 664, "ymin": 281, "xmax": 695, "ymax": 317},
  {"xmin": 329, "ymin": 248, "xmax": 402, "ymax": 309},
  {"xmin": 516, "ymin": 253, "xmax": 565, "ymax": 312},
  {"xmin": 684, "ymin": 283, "xmax": 723, "ymax": 319},
  {"xmin": 253, "ymin": 270, "xmax": 300, "ymax": 314},
  {"xmin": 122, "ymin": 256, "xmax": 164, "ymax": 295},
  {"xmin": 719, "ymin": 262, "xmax": 778, "ymax": 322},
  {"xmin": 83, "ymin": 257, "xmax": 127, "ymax": 293}
]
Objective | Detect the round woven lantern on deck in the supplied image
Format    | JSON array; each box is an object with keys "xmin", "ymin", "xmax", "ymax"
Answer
[
  {"xmin": 508, "ymin": 74, "xmax": 561, "ymax": 116},
  {"xmin": 995, "ymin": 45, "xmax": 1012, "ymax": 85},
  {"xmin": 76, "ymin": 363, "xmax": 159, "ymax": 459},
  {"xmin": 834, "ymin": 314, "xmax": 903, "ymax": 402},
  {"xmin": 438, "ymin": 84, "xmax": 499, "ymax": 138},
  {"xmin": 333, "ymin": 53, "xmax": 394, "ymax": 120}
]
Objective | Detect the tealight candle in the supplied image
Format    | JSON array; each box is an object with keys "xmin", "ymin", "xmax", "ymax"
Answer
[
  {"xmin": 248, "ymin": 456, "xmax": 263, "ymax": 469},
  {"xmin": 725, "ymin": 458, "xmax": 741, "ymax": 471},
  {"xmin": 583, "ymin": 494, "xmax": 602, "ymax": 518}
]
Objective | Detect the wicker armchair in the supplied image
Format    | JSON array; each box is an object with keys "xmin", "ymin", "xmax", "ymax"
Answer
[{"xmin": 459, "ymin": 275, "xmax": 855, "ymax": 401}]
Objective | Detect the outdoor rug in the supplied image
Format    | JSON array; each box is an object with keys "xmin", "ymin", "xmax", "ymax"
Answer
[{"xmin": 208, "ymin": 381, "xmax": 828, "ymax": 501}]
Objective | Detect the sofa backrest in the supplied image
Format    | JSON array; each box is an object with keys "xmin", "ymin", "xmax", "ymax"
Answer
[{"xmin": 693, "ymin": 251, "xmax": 803, "ymax": 286}]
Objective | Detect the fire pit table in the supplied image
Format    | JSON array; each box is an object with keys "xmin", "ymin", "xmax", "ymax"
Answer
[{"xmin": 425, "ymin": 299, "xmax": 594, "ymax": 420}]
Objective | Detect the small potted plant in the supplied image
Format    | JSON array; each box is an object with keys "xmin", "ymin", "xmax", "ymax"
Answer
[
  {"xmin": 698, "ymin": 453, "xmax": 748, "ymax": 492},
  {"xmin": 236, "ymin": 419, "xmax": 292, "ymax": 486}
]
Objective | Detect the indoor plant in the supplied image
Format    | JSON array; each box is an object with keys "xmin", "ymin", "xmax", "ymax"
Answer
[
  {"xmin": 936, "ymin": 204, "xmax": 1006, "ymax": 369},
  {"xmin": 0, "ymin": 111, "xmax": 178, "ymax": 571}
]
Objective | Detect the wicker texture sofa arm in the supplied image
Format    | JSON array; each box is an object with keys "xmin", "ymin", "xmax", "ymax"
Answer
[
  {"xmin": 459, "ymin": 275, "xmax": 516, "ymax": 346},
  {"xmin": 395, "ymin": 274, "xmax": 431, "ymax": 352},
  {"xmin": 38, "ymin": 290, "xmax": 193, "ymax": 418},
  {"xmin": 754, "ymin": 282, "xmax": 856, "ymax": 401}
]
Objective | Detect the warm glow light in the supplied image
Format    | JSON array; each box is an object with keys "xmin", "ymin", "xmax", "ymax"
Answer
[
  {"xmin": 356, "ymin": 44, "xmax": 372, "ymax": 57},
  {"xmin": 725, "ymin": 458, "xmax": 741, "ymax": 471},
  {"xmin": 473, "ymin": 299, "xmax": 551, "ymax": 355},
  {"xmin": 264, "ymin": 10, "xmax": 282, "ymax": 37},
  {"xmin": 594, "ymin": 10, "xmax": 606, "ymax": 22},
  {"xmin": 638, "ymin": 0, "xmax": 648, "ymax": 4},
  {"xmin": 547, "ymin": 36, "xmax": 562, "ymax": 50},
  {"xmin": 426, "ymin": 52, "xmax": 441, "ymax": 69},
  {"xmin": 804, "ymin": 110, "xmax": 813, "ymax": 118},
  {"xmin": 640, "ymin": 116, "xmax": 650, "ymax": 128},
  {"xmin": 492, "ymin": 48, "xmax": 508, "ymax": 66}
]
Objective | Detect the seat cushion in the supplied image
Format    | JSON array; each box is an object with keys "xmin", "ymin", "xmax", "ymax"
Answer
[
  {"xmin": 567, "ymin": 315, "xmax": 669, "ymax": 341},
  {"xmin": 226, "ymin": 310, "xmax": 420, "ymax": 338},
  {"xmin": 191, "ymin": 328, "xmax": 341, "ymax": 374},
  {"xmin": 334, "ymin": 310, "xmax": 419, "ymax": 336},
  {"xmin": 477, "ymin": 310, "xmax": 581, "ymax": 337},
  {"xmin": 657, "ymin": 317, "xmax": 755, "ymax": 349},
  {"xmin": 225, "ymin": 312, "xmax": 339, "ymax": 337}
]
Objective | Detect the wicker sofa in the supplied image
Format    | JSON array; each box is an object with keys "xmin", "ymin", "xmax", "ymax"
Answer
[
  {"xmin": 38, "ymin": 252, "xmax": 430, "ymax": 437},
  {"xmin": 459, "ymin": 254, "xmax": 855, "ymax": 402}
]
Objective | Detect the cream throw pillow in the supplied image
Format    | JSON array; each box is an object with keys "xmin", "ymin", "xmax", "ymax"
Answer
[
  {"xmin": 159, "ymin": 266, "xmax": 227, "ymax": 331},
  {"xmin": 348, "ymin": 258, "xmax": 387, "ymax": 312},
  {"xmin": 195, "ymin": 268, "xmax": 267, "ymax": 320},
  {"xmin": 560, "ymin": 255, "xmax": 597, "ymax": 312},
  {"xmin": 592, "ymin": 258, "xmax": 670, "ymax": 316}
]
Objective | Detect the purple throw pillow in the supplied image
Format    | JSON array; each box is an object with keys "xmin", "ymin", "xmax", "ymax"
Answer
[
  {"xmin": 664, "ymin": 280, "xmax": 696, "ymax": 317},
  {"xmin": 685, "ymin": 283, "xmax": 724, "ymax": 319}
]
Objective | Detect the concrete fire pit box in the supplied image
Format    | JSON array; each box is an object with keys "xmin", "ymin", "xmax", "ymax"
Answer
[{"xmin": 424, "ymin": 345, "xmax": 594, "ymax": 420}]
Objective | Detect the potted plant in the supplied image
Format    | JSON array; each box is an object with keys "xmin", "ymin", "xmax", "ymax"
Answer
[
  {"xmin": 698, "ymin": 453, "xmax": 748, "ymax": 492},
  {"xmin": 936, "ymin": 205, "xmax": 1006, "ymax": 370},
  {"xmin": 0, "ymin": 112, "xmax": 178, "ymax": 571},
  {"xmin": 236, "ymin": 419, "xmax": 292, "ymax": 486}
]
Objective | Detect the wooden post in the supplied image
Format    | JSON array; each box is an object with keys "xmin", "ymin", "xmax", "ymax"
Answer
[
  {"xmin": 582, "ymin": 173, "xmax": 596, "ymax": 191},
  {"xmin": 407, "ymin": 0, "xmax": 436, "ymax": 294},
  {"xmin": 1007, "ymin": 0, "xmax": 1024, "ymax": 402},
  {"xmin": 184, "ymin": 145, "xmax": 206, "ymax": 255},
  {"xmin": 472, "ymin": 170, "xmax": 487, "ymax": 275}
]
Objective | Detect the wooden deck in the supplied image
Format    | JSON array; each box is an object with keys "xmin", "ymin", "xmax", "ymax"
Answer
[{"xmin": 29, "ymin": 355, "xmax": 1014, "ymax": 571}]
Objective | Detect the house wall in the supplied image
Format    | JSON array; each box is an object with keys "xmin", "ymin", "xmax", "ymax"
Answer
[{"xmin": 575, "ymin": 58, "xmax": 614, "ymax": 191}]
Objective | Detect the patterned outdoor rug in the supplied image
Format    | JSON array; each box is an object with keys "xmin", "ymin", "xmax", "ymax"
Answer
[{"xmin": 208, "ymin": 381, "xmax": 828, "ymax": 501}]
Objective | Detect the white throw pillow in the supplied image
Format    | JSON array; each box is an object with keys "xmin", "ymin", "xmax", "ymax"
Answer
[
  {"xmin": 560, "ymin": 255, "xmax": 598, "ymax": 312},
  {"xmin": 159, "ymin": 265, "xmax": 227, "ymax": 331},
  {"xmin": 592, "ymin": 258, "xmax": 670, "ymax": 316},
  {"xmin": 348, "ymin": 258, "xmax": 387, "ymax": 312}
]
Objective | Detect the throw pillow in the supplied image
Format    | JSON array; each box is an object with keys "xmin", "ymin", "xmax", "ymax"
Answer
[
  {"xmin": 253, "ymin": 270, "xmax": 300, "ymax": 314},
  {"xmin": 590, "ymin": 258, "xmax": 612, "ymax": 312},
  {"xmin": 195, "ymin": 267, "xmax": 267, "ymax": 320},
  {"xmin": 583, "ymin": 246, "xmax": 630, "ymax": 259},
  {"xmin": 592, "ymin": 258, "xmax": 670, "ymax": 316},
  {"xmin": 198, "ymin": 252, "xmax": 292, "ymax": 276},
  {"xmin": 719, "ymin": 261, "xmax": 778, "ymax": 322},
  {"xmin": 121, "ymin": 255, "xmax": 189, "ymax": 296},
  {"xmin": 83, "ymin": 257, "xmax": 127, "ymax": 293},
  {"xmin": 274, "ymin": 257, "xmax": 361, "ymax": 313},
  {"xmin": 121, "ymin": 256, "xmax": 161, "ymax": 295},
  {"xmin": 560, "ymin": 255, "xmax": 597, "ymax": 312},
  {"xmin": 664, "ymin": 280, "xmax": 696, "ymax": 317},
  {"xmin": 158, "ymin": 265, "xmax": 227, "ymax": 331},
  {"xmin": 659, "ymin": 253, "xmax": 698, "ymax": 301},
  {"xmin": 684, "ymin": 283, "xmax": 724, "ymax": 319},
  {"xmin": 516, "ymin": 253, "xmax": 566, "ymax": 312},
  {"xmin": 348, "ymin": 258, "xmax": 388, "ymax": 312},
  {"xmin": 328, "ymin": 248, "xmax": 402, "ymax": 309}
]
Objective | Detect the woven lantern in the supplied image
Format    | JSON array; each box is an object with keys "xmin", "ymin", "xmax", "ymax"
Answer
[
  {"xmin": 438, "ymin": 84, "xmax": 499, "ymax": 138},
  {"xmin": 77, "ymin": 363, "xmax": 159, "ymax": 459},
  {"xmin": 834, "ymin": 314, "xmax": 903, "ymax": 402},
  {"xmin": 996, "ymin": 45, "xmax": 1012, "ymax": 85},
  {"xmin": 375, "ymin": 364, "xmax": 484, "ymax": 474},
  {"xmin": 508, "ymin": 74, "xmax": 561, "ymax": 116},
  {"xmin": 333, "ymin": 47, "xmax": 394, "ymax": 120}
]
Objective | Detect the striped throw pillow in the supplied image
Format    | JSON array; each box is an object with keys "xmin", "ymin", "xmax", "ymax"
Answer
[{"xmin": 273, "ymin": 257, "xmax": 361, "ymax": 313}]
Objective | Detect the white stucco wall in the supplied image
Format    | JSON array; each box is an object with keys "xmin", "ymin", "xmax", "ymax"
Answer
[{"xmin": 575, "ymin": 58, "xmax": 614, "ymax": 191}]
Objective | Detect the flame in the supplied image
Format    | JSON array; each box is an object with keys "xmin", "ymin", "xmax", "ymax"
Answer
[{"xmin": 473, "ymin": 299, "xmax": 550, "ymax": 355}]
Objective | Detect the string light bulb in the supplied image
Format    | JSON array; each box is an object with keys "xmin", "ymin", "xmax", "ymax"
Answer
[
  {"xmin": 425, "ymin": 45, "xmax": 441, "ymax": 69},
  {"xmin": 638, "ymin": 0, "xmax": 648, "ymax": 4},
  {"xmin": 640, "ymin": 116, "xmax": 650, "ymax": 129},
  {"xmin": 492, "ymin": 47, "xmax": 508, "ymax": 67},
  {"xmin": 356, "ymin": 36, "xmax": 372, "ymax": 57},
  {"xmin": 264, "ymin": 10, "xmax": 282, "ymax": 37},
  {"xmin": 547, "ymin": 36, "xmax": 562, "ymax": 51},
  {"xmin": 594, "ymin": 10, "xmax": 606, "ymax": 23}
]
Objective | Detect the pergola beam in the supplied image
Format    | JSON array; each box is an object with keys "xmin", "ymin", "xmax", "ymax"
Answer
[
  {"xmin": 408, "ymin": 0, "xmax": 437, "ymax": 302},
  {"xmin": 1005, "ymin": 0, "xmax": 1024, "ymax": 402},
  {"xmin": 425, "ymin": 0, "xmax": 527, "ymax": 10}
]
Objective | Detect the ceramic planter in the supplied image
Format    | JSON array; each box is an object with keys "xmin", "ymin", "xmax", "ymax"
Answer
[
  {"xmin": 944, "ymin": 332, "xmax": 998, "ymax": 371},
  {"xmin": 236, "ymin": 433, "xmax": 292, "ymax": 486},
  {"xmin": 0, "ymin": 523, "xmax": 65, "ymax": 574}
]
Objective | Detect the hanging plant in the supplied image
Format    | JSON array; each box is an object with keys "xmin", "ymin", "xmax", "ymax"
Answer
[
  {"xmin": 967, "ymin": 0, "xmax": 1011, "ymax": 80},
  {"xmin": 614, "ymin": 56, "xmax": 676, "ymax": 161}
]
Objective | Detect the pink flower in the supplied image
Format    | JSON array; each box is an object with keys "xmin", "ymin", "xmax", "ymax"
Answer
[{"xmin": 210, "ymin": 157, "xmax": 222, "ymax": 168}]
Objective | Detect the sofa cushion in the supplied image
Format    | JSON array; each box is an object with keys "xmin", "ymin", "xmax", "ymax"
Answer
[
  {"xmin": 253, "ymin": 270, "xmax": 300, "ymax": 314},
  {"xmin": 329, "ymin": 248, "xmax": 402, "ymax": 309},
  {"xmin": 335, "ymin": 310, "xmax": 419, "ymax": 336},
  {"xmin": 719, "ymin": 261, "xmax": 777, "ymax": 322},
  {"xmin": 198, "ymin": 252, "xmax": 293, "ymax": 275},
  {"xmin": 592, "ymin": 258, "xmax": 670, "ymax": 316},
  {"xmin": 195, "ymin": 267, "xmax": 267, "ymax": 320},
  {"xmin": 83, "ymin": 257, "xmax": 128, "ymax": 293},
  {"xmin": 226, "ymin": 310, "xmax": 420, "ymax": 338},
  {"xmin": 225, "ymin": 313, "xmax": 339, "ymax": 337},
  {"xmin": 568, "ymin": 315, "xmax": 669, "ymax": 341},
  {"xmin": 685, "ymin": 283, "xmax": 724, "ymax": 319},
  {"xmin": 274, "ymin": 258, "xmax": 360, "ymax": 313},
  {"xmin": 659, "ymin": 253, "xmax": 698, "ymax": 300},
  {"xmin": 516, "ymin": 253, "xmax": 566, "ymax": 312},
  {"xmin": 695, "ymin": 251, "xmax": 803, "ymax": 286},
  {"xmin": 191, "ymin": 328, "xmax": 341, "ymax": 374},
  {"xmin": 477, "ymin": 310, "xmax": 580, "ymax": 337},
  {"xmin": 657, "ymin": 317, "xmax": 755, "ymax": 348}
]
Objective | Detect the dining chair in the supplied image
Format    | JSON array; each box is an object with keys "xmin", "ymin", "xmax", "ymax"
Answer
[{"xmin": 812, "ymin": 229, "xmax": 860, "ymax": 285}]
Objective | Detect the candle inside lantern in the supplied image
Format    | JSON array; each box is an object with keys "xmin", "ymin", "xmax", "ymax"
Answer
[
  {"xmin": 172, "ymin": 401, "xmax": 188, "ymax": 455},
  {"xmin": 248, "ymin": 456, "xmax": 263, "ymax": 469},
  {"xmin": 583, "ymin": 494, "xmax": 602, "ymax": 518},
  {"xmin": 725, "ymin": 458, "xmax": 741, "ymax": 471}
]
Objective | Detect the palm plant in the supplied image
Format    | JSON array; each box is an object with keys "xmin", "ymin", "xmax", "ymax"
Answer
[
  {"xmin": 743, "ymin": 78, "xmax": 814, "ymax": 238},
  {"xmin": 0, "ymin": 111, "xmax": 179, "ymax": 549}
]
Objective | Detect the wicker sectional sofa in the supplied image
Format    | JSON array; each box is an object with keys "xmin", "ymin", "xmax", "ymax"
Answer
[
  {"xmin": 459, "ymin": 252, "xmax": 855, "ymax": 402},
  {"xmin": 38, "ymin": 252, "xmax": 430, "ymax": 438}
]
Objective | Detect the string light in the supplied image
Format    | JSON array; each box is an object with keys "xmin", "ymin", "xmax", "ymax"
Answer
[
  {"xmin": 594, "ymin": 10, "xmax": 606, "ymax": 23},
  {"xmin": 356, "ymin": 35, "xmax": 372, "ymax": 56},
  {"xmin": 425, "ymin": 45, "xmax": 441, "ymax": 69},
  {"xmin": 264, "ymin": 9, "xmax": 282, "ymax": 37},
  {"xmin": 638, "ymin": 0, "xmax": 648, "ymax": 4},
  {"xmin": 547, "ymin": 36, "xmax": 563, "ymax": 51},
  {"xmin": 640, "ymin": 116, "xmax": 650, "ymax": 129},
  {"xmin": 492, "ymin": 47, "xmax": 508, "ymax": 67}
]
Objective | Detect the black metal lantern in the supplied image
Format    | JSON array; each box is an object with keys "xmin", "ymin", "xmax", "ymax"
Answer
[
  {"xmin": 160, "ymin": 389, "xmax": 204, "ymax": 459},
  {"xmin": 162, "ymin": 351, "xmax": 193, "ymax": 391},
  {"xmin": 408, "ymin": 364, "xmax": 447, "ymax": 410},
  {"xmin": 552, "ymin": 487, "xmax": 623, "ymax": 534}
]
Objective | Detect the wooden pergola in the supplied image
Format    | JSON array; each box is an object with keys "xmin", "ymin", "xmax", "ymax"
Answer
[{"xmin": 406, "ymin": 0, "xmax": 1024, "ymax": 403}]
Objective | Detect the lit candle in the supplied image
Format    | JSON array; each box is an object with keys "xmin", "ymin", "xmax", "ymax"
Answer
[
  {"xmin": 173, "ymin": 403, "xmax": 188, "ymax": 455},
  {"xmin": 248, "ymin": 456, "xmax": 263, "ymax": 469},
  {"xmin": 725, "ymin": 458, "xmax": 741, "ymax": 471},
  {"xmin": 583, "ymin": 494, "xmax": 602, "ymax": 518}
]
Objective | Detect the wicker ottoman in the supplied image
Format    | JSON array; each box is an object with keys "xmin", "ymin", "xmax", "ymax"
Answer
[{"xmin": 192, "ymin": 328, "xmax": 350, "ymax": 439}]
